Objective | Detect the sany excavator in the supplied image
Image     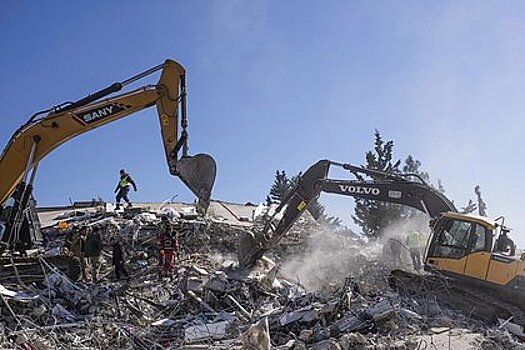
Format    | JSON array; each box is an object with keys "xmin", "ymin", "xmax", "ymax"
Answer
[
  {"xmin": 239, "ymin": 160, "xmax": 525, "ymax": 327},
  {"xmin": 0, "ymin": 59, "xmax": 216, "ymax": 281}
]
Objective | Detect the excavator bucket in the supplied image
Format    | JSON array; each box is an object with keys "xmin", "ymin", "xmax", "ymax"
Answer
[
  {"xmin": 176, "ymin": 153, "xmax": 217, "ymax": 213},
  {"xmin": 237, "ymin": 160, "xmax": 332, "ymax": 268}
]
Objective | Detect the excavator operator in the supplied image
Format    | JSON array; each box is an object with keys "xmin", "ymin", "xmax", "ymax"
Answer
[
  {"xmin": 494, "ymin": 229, "xmax": 516, "ymax": 256},
  {"xmin": 114, "ymin": 169, "xmax": 137, "ymax": 209}
]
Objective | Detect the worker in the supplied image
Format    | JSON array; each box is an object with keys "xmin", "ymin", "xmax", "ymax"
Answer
[
  {"xmin": 406, "ymin": 230, "xmax": 425, "ymax": 271},
  {"xmin": 110, "ymin": 237, "xmax": 129, "ymax": 280},
  {"xmin": 13, "ymin": 239, "xmax": 27, "ymax": 257},
  {"xmin": 84, "ymin": 226, "xmax": 103, "ymax": 283},
  {"xmin": 114, "ymin": 169, "xmax": 137, "ymax": 209},
  {"xmin": 158, "ymin": 217, "xmax": 179, "ymax": 278},
  {"xmin": 386, "ymin": 237, "xmax": 402, "ymax": 267},
  {"xmin": 494, "ymin": 229, "xmax": 516, "ymax": 256},
  {"xmin": 71, "ymin": 226, "xmax": 87, "ymax": 281},
  {"xmin": 63, "ymin": 228, "xmax": 73, "ymax": 252}
]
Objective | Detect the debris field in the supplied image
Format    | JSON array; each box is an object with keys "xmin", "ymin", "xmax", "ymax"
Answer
[{"xmin": 0, "ymin": 200, "xmax": 523, "ymax": 350}]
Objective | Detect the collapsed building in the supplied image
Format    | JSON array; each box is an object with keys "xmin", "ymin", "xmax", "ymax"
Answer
[
  {"xmin": 1, "ymin": 58, "xmax": 524, "ymax": 349},
  {"xmin": 0, "ymin": 200, "xmax": 523, "ymax": 350}
]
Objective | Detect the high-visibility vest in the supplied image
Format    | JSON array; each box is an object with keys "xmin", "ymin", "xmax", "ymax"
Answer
[
  {"xmin": 407, "ymin": 231, "xmax": 425, "ymax": 249},
  {"xmin": 119, "ymin": 177, "xmax": 130, "ymax": 188}
]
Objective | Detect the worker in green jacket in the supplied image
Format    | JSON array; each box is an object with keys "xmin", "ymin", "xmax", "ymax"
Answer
[
  {"xmin": 406, "ymin": 230, "xmax": 426, "ymax": 271},
  {"xmin": 115, "ymin": 169, "xmax": 137, "ymax": 209}
]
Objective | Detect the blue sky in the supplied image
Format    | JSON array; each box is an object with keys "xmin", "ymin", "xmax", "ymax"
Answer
[{"xmin": 2, "ymin": 1, "xmax": 525, "ymax": 246}]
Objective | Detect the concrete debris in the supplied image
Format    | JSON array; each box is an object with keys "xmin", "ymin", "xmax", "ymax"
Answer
[
  {"xmin": 499, "ymin": 318, "xmax": 525, "ymax": 339},
  {"xmin": 0, "ymin": 202, "xmax": 522, "ymax": 349},
  {"xmin": 51, "ymin": 303, "xmax": 77, "ymax": 322},
  {"xmin": 244, "ymin": 317, "xmax": 271, "ymax": 350},
  {"xmin": 0, "ymin": 284, "xmax": 38, "ymax": 301},
  {"xmin": 185, "ymin": 321, "xmax": 230, "ymax": 343}
]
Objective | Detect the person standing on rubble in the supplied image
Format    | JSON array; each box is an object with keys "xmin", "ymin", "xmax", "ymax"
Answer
[
  {"xmin": 114, "ymin": 169, "xmax": 137, "ymax": 209},
  {"xmin": 406, "ymin": 230, "xmax": 425, "ymax": 271},
  {"xmin": 71, "ymin": 226, "xmax": 87, "ymax": 281},
  {"xmin": 386, "ymin": 238, "xmax": 402, "ymax": 266},
  {"xmin": 158, "ymin": 216, "xmax": 179, "ymax": 278},
  {"xmin": 110, "ymin": 237, "xmax": 129, "ymax": 280},
  {"xmin": 84, "ymin": 226, "xmax": 103, "ymax": 282}
]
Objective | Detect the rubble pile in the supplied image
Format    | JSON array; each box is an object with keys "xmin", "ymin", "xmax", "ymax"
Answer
[{"xmin": 0, "ymin": 203, "xmax": 524, "ymax": 349}]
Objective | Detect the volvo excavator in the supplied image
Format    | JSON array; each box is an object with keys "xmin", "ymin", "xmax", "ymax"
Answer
[
  {"xmin": 0, "ymin": 59, "xmax": 216, "ymax": 282},
  {"xmin": 239, "ymin": 160, "xmax": 525, "ymax": 327}
]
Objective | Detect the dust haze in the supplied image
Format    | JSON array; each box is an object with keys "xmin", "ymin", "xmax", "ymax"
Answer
[{"xmin": 280, "ymin": 216, "xmax": 432, "ymax": 291}]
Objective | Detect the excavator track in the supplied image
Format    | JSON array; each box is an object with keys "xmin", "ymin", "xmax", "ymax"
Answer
[
  {"xmin": 389, "ymin": 269, "xmax": 525, "ymax": 328},
  {"xmin": 0, "ymin": 254, "xmax": 81, "ymax": 284}
]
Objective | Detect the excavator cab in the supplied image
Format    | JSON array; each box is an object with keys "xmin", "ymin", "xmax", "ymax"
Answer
[
  {"xmin": 426, "ymin": 213, "xmax": 524, "ymax": 296},
  {"xmin": 426, "ymin": 213, "xmax": 496, "ymax": 278}
]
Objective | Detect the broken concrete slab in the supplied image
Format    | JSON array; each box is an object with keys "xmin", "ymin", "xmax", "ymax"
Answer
[{"xmin": 185, "ymin": 321, "xmax": 230, "ymax": 343}]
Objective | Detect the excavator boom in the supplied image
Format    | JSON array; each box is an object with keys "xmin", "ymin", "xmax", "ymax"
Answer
[
  {"xmin": 239, "ymin": 159, "xmax": 456, "ymax": 268},
  {"xmin": 0, "ymin": 59, "xmax": 216, "ymax": 211}
]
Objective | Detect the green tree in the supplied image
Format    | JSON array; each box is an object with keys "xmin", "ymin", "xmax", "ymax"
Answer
[
  {"xmin": 352, "ymin": 130, "xmax": 441, "ymax": 238},
  {"xmin": 459, "ymin": 185, "xmax": 488, "ymax": 216},
  {"xmin": 265, "ymin": 169, "xmax": 344, "ymax": 229},
  {"xmin": 266, "ymin": 170, "xmax": 292, "ymax": 205},
  {"xmin": 403, "ymin": 155, "xmax": 430, "ymax": 183},
  {"xmin": 475, "ymin": 185, "xmax": 487, "ymax": 216},
  {"xmin": 306, "ymin": 199, "xmax": 325, "ymax": 220},
  {"xmin": 460, "ymin": 199, "xmax": 477, "ymax": 214},
  {"xmin": 352, "ymin": 130, "xmax": 406, "ymax": 238}
]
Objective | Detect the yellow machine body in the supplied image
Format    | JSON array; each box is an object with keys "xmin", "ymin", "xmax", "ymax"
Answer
[{"xmin": 425, "ymin": 212, "xmax": 524, "ymax": 293}]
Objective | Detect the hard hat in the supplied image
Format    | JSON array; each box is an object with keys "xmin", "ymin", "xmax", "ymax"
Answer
[{"xmin": 58, "ymin": 221, "xmax": 69, "ymax": 230}]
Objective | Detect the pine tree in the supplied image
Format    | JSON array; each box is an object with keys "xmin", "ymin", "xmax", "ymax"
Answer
[
  {"xmin": 352, "ymin": 130, "xmax": 442, "ymax": 238},
  {"xmin": 475, "ymin": 185, "xmax": 487, "ymax": 216},
  {"xmin": 323, "ymin": 215, "xmax": 343, "ymax": 228},
  {"xmin": 460, "ymin": 199, "xmax": 477, "ymax": 214},
  {"xmin": 352, "ymin": 130, "xmax": 405, "ymax": 238},
  {"xmin": 403, "ymin": 155, "xmax": 430, "ymax": 183},
  {"xmin": 306, "ymin": 199, "xmax": 325, "ymax": 220},
  {"xmin": 265, "ymin": 169, "xmax": 344, "ymax": 229},
  {"xmin": 266, "ymin": 170, "xmax": 292, "ymax": 205}
]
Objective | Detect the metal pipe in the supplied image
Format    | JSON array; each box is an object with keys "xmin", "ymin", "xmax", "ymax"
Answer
[
  {"xmin": 58, "ymin": 62, "xmax": 165, "ymax": 113},
  {"xmin": 180, "ymin": 74, "xmax": 189, "ymax": 157},
  {"xmin": 22, "ymin": 136, "xmax": 40, "ymax": 183},
  {"xmin": 9, "ymin": 137, "xmax": 40, "ymax": 246},
  {"xmin": 121, "ymin": 63, "xmax": 164, "ymax": 86},
  {"xmin": 27, "ymin": 162, "xmax": 39, "ymax": 188}
]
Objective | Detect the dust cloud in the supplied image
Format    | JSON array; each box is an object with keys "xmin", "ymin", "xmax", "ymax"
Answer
[{"xmin": 280, "ymin": 215, "xmax": 433, "ymax": 291}]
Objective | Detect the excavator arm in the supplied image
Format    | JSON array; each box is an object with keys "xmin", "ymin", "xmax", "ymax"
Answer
[
  {"xmin": 238, "ymin": 159, "xmax": 455, "ymax": 268},
  {"xmin": 0, "ymin": 59, "xmax": 216, "ymax": 211}
]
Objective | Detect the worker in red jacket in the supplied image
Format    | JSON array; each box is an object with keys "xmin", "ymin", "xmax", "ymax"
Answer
[{"xmin": 158, "ymin": 217, "xmax": 179, "ymax": 277}]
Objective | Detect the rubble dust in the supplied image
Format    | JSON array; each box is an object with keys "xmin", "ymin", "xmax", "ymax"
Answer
[{"xmin": 0, "ymin": 201, "xmax": 523, "ymax": 349}]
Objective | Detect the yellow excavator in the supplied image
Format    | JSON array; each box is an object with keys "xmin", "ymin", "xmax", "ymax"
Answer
[
  {"xmin": 239, "ymin": 160, "xmax": 525, "ymax": 327},
  {"xmin": 0, "ymin": 59, "xmax": 216, "ymax": 281}
]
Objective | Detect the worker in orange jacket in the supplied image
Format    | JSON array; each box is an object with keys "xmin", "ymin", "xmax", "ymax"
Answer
[{"xmin": 158, "ymin": 217, "xmax": 179, "ymax": 277}]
